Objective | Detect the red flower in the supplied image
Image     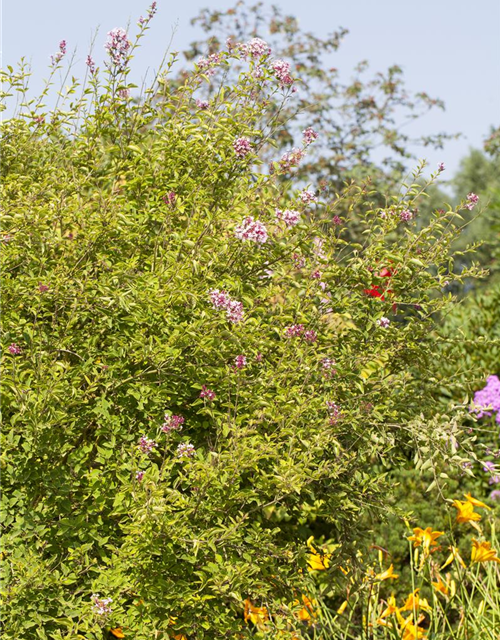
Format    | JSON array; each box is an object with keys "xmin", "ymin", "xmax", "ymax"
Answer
[{"xmin": 364, "ymin": 285, "xmax": 385, "ymax": 300}]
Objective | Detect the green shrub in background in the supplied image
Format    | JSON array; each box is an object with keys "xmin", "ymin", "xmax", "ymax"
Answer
[{"xmin": 0, "ymin": 6, "xmax": 487, "ymax": 639}]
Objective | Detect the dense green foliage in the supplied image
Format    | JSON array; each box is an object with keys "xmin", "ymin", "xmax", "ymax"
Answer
[{"xmin": 1, "ymin": 5, "xmax": 497, "ymax": 640}]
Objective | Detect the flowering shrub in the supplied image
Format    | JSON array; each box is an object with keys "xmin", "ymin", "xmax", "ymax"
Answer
[{"xmin": 0, "ymin": 6, "xmax": 484, "ymax": 639}]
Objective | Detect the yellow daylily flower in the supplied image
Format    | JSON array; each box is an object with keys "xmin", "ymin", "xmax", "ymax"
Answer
[
  {"xmin": 407, "ymin": 527, "xmax": 444, "ymax": 555},
  {"xmin": 441, "ymin": 546, "xmax": 466, "ymax": 570},
  {"xmin": 306, "ymin": 536, "xmax": 332, "ymax": 571},
  {"xmin": 243, "ymin": 598, "xmax": 269, "ymax": 630},
  {"xmin": 471, "ymin": 539, "xmax": 500, "ymax": 564},
  {"xmin": 376, "ymin": 595, "xmax": 398, "ymax": 625},
  {"xmin": 399, "ymin": 616, "xmax": 427, "ymax": 640},
  {"xmin": 464, "ymin": 493, "xmax": 491, "ymax": 510},
  {"xmin": 431, "ymin": 574, "xmax": 455, "ymax": 597},
  {"xmin": 337, "ymin": 600, "xmax": 348, "ymax": 615},
  {"xmin": 293, "ymin": 594, "xmax": 317, "ymax": 622},
  {"xmin": 399, "ymin": 589, "xmax": 432, "ymax": 614},
  {"xmin": 452, "ymin": 499, "xmax": 482, "ymax": 523},
  {"xmin": 374, "ymin": 563, "xmax": 399, "ymax": 581}
]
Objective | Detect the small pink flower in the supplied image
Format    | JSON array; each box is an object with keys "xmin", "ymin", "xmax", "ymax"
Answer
[
  {"xmin": 255, "ymin": 352, "xmax": 263, "ymax": 362},
  {"xmin": 177, "ymin": 442, "xmax": 195, "ymax": 458},
  {"xmin": 234, "ymin": 137, "xmax": 252, "ymax": 158},
  {"xmin": 332, "ymin": 215, "xmax": 342, "ymax": 226},
  {"xmin": 200, "ymin": 385, "xmax": 216, "ymax": 400},
  {"xmin": 38, "ymin": 283, "xmax": 49, "ymax": 293},
  {"xmin": 400, "ymin": 209, "xmax": 413, "ymax": 222},
  {"xmin": 302, "ymin": 127, "xmax": 318, "ymax": 145},
  {"xmin": 285, "ymin": 324, "xmax": 304, "ymax": 338},
  {"xmin": 135, "ymin": 470, "xmax": 145, "ymax": 481},
  {"xmin": 303, "ymin": 330, "xmax": 317, "ymax": 344},
  {"xmin": 209, "ymin": 289, "xmax": 244, "ymax": 324},
  {"xmin": 105, "ymin": 28, "xmax": 131, "ymax": 69},
  {"xmin": 234, "ymin": 216, "xmax": 268, "ymax": 243},
  {"xmin": 86, "ymin": 55, "xmax": 96, "ymax": 74},
  {"xmin": 300, "ymin": 189, "xmax": 318, "ymax": 204},
  {"xmin": 196, "ymin": 99, "xmax": 209, "ymax": 109},
  {"xmin": 437, "ymin": 162, "xmax": 445, "ymax": 172},
  {"xmin": 321, "ymin": 357, "xmax": 336, "ymax": 376},
  {"xmin": 50, "ymin": 40, "xmax": 67, "ymax": 65},
  {"xmin": 276, "ymin": 208, "xmax": 300, "ymax": 228},
  {"xmin": 293, "ymin": 253, "xmax": 306, "ymax": 269},
  {"xmin": 234, "ymin": 355, "xmax": 247, "ymax": 369},
  {"xmin": 138, "ymin": 435, "xmax": 157, "ymax": 454},
  {"xmin": 377, "ymin": 317, "xmax": 390, "ymax": 328},
  {"xmin": 118, "ymin": 88, "xmax": 130, "ymax": 99},
  {"xmin": 91, "ymin": 594, "xmax": 113, "ymax": 616},
  {"xmin": 326, "ymin": 401, "xmax": 341, "ymax": 424},
  {"xmin": 8, "ymin": 343, "xmax": 22, "ymax": 355},
  {"xmin": 465, "ymin": 192, "xmax": 479, "ymax": 210},
  {"xmin": 279, "ymin": 148, "xmax": 305, "ymax": 171},
  {"xmin": 163, "ymin": 191, "xmax": 176, "ymax": 207},
  {"xmin": 162, "ymin": 414, "xmax": 185, "ymax": 433}
]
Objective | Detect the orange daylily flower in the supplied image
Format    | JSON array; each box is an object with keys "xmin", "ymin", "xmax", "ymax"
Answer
[
  {"xmin": 471, "ymin": 539, "xmax": 500, "ymax": 564},
  {"xmin": 172, "ymin": 635, "xmax": 187, "ymax": 640},
  {"xmin": 431, "ymin": 575, "xmax": 451, "ymax": 596},
  {"xmin": 399, "ymin": 589, "xmax": 432, "ymax": 613},
  {"xmin": 374, "ymin": 563, "xmax": 399, "ymax": 581},
  {"xmin": 441, "ymin": 545, "xmax": 467, "ymax": 570},
  {"xmin": 407, "ymin": 527, "xmax": 444, "ymax": 555},
  {"xmin": 452, "ymin": 499, "xmax": 482, "ymax": 523},
  {"xmin": 306, "ymin": 536, "xmax": 332, "ymax": 571},
  {"xmin": 244, "ymin": 598, "xmax": 269, "ymax": 630},
  {"xmin": 399, "ymin": 616, "xmax": 427, "ymax": 640},
  {"xmin": 110, "ymin": 630, "xmax": 125, "ymax": 639}
]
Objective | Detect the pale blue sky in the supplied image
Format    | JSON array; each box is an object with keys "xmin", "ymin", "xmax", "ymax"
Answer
[{"xmin": 3, "ymin": 0, "xmax": 500, "ymax": 176}]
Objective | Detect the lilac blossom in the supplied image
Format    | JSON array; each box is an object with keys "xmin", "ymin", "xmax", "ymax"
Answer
[
  {"xmin": 135, "ymin": 470, "xmax": 145, "ymax": 482},
  {"xmin": 138, "ymin": 435, "xmax": 157, "ymax": 454},
  {"xmin": 196, "ymin": 99, "xmax": 209, "ymax": 110},
  {"xmin": 105, "ymin": 28, "xmax": 131, "ymax": 69},
  {"xmin": 91, "ymin": 594, "xmax": 113, "ymax": 616},
  {"xmin": 400, "ymin": 209, "xmax": 413, "ymax": 222},
  {"xmin": 279, "ymin": 148, "xmax": 305, "ymax": 172},
  {"xmin": 233, "ymin": 137, "xmax": 252, "ymax": 158},
  {"xmin": 200, "ymin": 385, "xmax": 216, "ymax": 400},
  {"xmin": 300, "ymin": 189, "xmax": 318, "ymax": 204},
  {"xmin": 234, "ymin": 216, "xmax": 268, "ymax": 243},
  {"xmin": 275, "ymin": 208, "xmax": 300, "ymax": 228},
  {"xmin": 327, "ymin": 401, "xmax": 341, "ymax": 424},
  {"xmin": 465, "ymin": 192, "xmax": 479, "ymax": 211},
  {"xmin": 272, "ymin": 59, "xmax": 293, "ymax": 86},
  {"xmin": 245, "ymin": 37, "xmax": 271, "ymax": 59},
  {"xmin": 234, "ymin": 355, "xmax": 247, "ymax": 369},
  {"xmin": 303, "ymin": 330, "xmax": 317, "ymax": 344},
  {"xmin": 177, "ymin": 442, "xmax": 196, "ymax": 458},
  {"xmin": 437, "ymin": 162, "xmax": 445, "ymax": 172},
  {"xmin": 86, "ymin": 55, "xmax": 96, "ymax": 74},
  {"xmin": 377, "ymin": 317, "xmax": 390, "ymax": 328},
  {"xmin": 163, "ymin": 192, "xmax": 176, "ymax": 207},
  {"xmin": 50, "ymin": 40, "xmax": 67, "ymax": 65},
  {"xmin": 209, "ymin": 289, "xmax": 244, "ymax": 324},
  {"xmin": 285, "ymin": 324, "xmax": 305, "ymax": 338},
  {"xmin": 302, "ymin": 127, "xmax": 318, "ymax": 145},
  {"xmin": 162, "ymin": 414, "xmax": 185, "ymax": 433},
  {"xmin": 490, "ymin": 489, "xmax": 500, "ymax": 502},
  {"xmin": 8, "ymin": 343, "xmax": 22, "ymax": 355}
]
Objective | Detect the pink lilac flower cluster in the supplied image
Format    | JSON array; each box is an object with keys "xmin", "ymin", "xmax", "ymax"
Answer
[
  {"xmin": 491, "ymin": 489, "xmax": 500, "ymax": 502},
  {"xmin": 275, "ymin": 208, "xmax": 300, "ymax": 228},
  {"xmin": 332, "ymin": 215, "xmax": 342, "ymax": 226},
  {"xmin": 162, "ymin": 414, "xmax": 185, "ymax": 433},
  {"xmin": 118, "ymin": 88, "xmax": 130, "ymax": 99},
  {"xmin": 51, "ymin": 40, "xmax": 67, "ymax": 66},
  {"xmin": 138, "ymin": 435, "xmax": 157, "ymax": 454},
  {"xmin": 321, "ymin": 357, "xmax": 336, "ymax": 376},
  {"xmin": 465, "ymin": 192, "xmax": 479, "ymax": 211},
  {"xmin": 279, "ymin": 148, "xmax": 305, "ymax": 172},
  {"xmin": 234, "ymin": 216, "xmax": 268, "ymax": 243},
  {"xmin": 200, "ymin": 385, "xmax": 216, "ymax": 400},
  {"xmin": 377, "ymin": 317, "xmax": 390, "ymax": 328},
  {"xmin": 271, "ymin": 59, "xmax": 293, "ymax": 87},
  {"xmin": 209, "ymin": 289, "xmax": 244, "ymax": 324},
  {"xmin": 38, "ymin": 283, "xmax": 49, "ymax": 293},
  {"xmin": 400, "ymin": 209, "xmax": 413, "ymax": 222},
  {"xmin": 303, "ymin": 330, "xmax": 317, "ymax": 344},
  {"xmin": 105, "ymin": 28, "xmax": 131, "ymax": 69},
  {"xmin": 233, "ymin": 137, "xmax": 252, "ymax": 158},
  {"xmin": 234, "ymin": 355, "xmax": 247, "ymax": 369},
  {"xmin": 91, "ymin": 594, "xmax": 113, "ymax": 616},
  {"xmin": 302, "ymin": 127, "xmax": 318, "ymax": 145},
  {"xmin": 163, "ymin": 192, "xmax": 176, "ymax": 207},
  {"xmin": 197, "ymin": 53, "xmax": 222, "ymax": 77},
  {"xmin": 138, "ymin": 1, "xmax": 157, "ymax": 25},
  {"xmin": 471, "ymin": 375, "xmax": 500, "ymax": 424},
  {"xmin": 437, "ymin": 162, "xmax": 445, "ymax": 172},
  {"xmin": 86, "ymin": 55, "xmax": 96, "ymax": 74},
  {"xmin": 135, "ymin": 470, "xmax": 145, "ymax": 481},
  {"xmin": 177, "ymin": 442, "xmax": 195, "ymax": 458},
  {"xmin": 285, "ymin": 324, "xmax": 305, "ymax": 338},
  {"xmin": 196, "ymin": 99, "xmax": 209, "ymax": 110},
  {"xmin": 244, "ymin": 37, "xmax": 271, "ymax": 59},
  {"xmin": 326, "ymin": 401, "xmax": 341, "ymax": 424},
  {"xmin": 293, "ymin": 253, "xmax": 306, "ymax": 269},
  {"xmin": 311, "ymin": 270, "xmax": 321, "ymax": 279},
  {"xmin": 300, "ymin": 189, "xmax": 318, "ymax": 204},
  {"xmin": 8, "ymin": 343, "xmax": 22, "ymax": 355}
]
